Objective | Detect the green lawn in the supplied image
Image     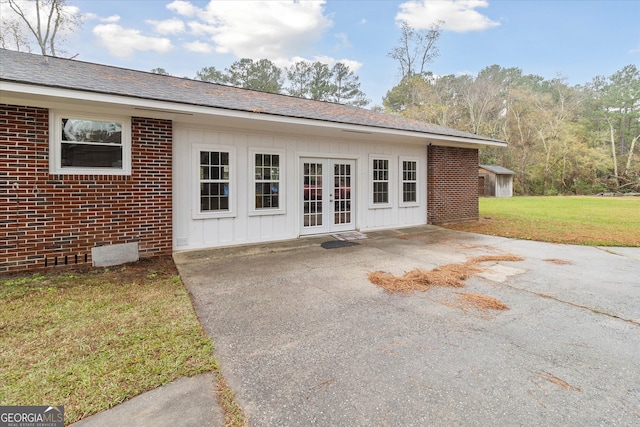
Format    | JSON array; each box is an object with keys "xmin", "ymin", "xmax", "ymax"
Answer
[
  {"xmin": 444, "ymin": 196, "xmax": 640, "ymax": 246},
  {"xmin": 0, "ymin": 257, "xmax": 246, "ymax": 426}
]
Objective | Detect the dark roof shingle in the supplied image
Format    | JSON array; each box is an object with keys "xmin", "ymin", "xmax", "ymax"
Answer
[
  {"xmin": 0, "ymin": 49, "xmax": 504, "ymax": 144},
  {"xmin": 480, "ymin": 165, "xmax": 516, "ymax": 175}
]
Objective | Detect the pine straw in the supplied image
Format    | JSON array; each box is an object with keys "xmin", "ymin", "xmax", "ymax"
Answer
[
  {"xmin": 467, "ymin": 254, "xmax": 524, "ymax": 264},
  {"xmin": 368, "ymin": 254, "xmax": 523, "ymax": 293},
  {"xmin": 544, "ymin": 258, "xmax": 573, "ymax": 265},
  {"xmin": 368, "ymin": 264, "xmax": 475, "ymax": 292},
  {"xmin": 453, "ymin": 292, "xmax": 509, "ymax": 311}
]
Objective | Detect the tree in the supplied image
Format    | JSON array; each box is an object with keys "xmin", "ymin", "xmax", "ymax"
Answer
[
  {"xmin": 307, "ymin": 62, "xmax": 334, "ymax": 101},
  {"xmin": 3, "ymin": 0, "xmax": 81, "ymax": 56},
  {"xmin": 387, "ymin": 20, "xmax": 442, "ymax": 79},
  {"xmin": 195, "ymin": 66, "xmax": 226, "ymax": 84},
  {"xmin": 286, "ymin": 61, "xmax": 333, "ymax": 100},
  {"xmin": 285, "ymin": 61, "xmax": 314, "ymax": 98},
  {"xmin": 286, "ymin": 61, "xmax": 369, "ymax": 106},
  {"xmin": 151, "ymin": 67, "xmax": 170, "ymax": 76},
  {"xmin": 0, "ymin": 16, "xmax": 31, "ymax": 51},
  {"xmin": 329, "ymin": 62, "xmax": 370, "ymax": 107},
  {"xmin": 225, "ymin": 58, "xmax": 283, "ymax": 93},
  {"xmin": 382, "ymin": 74, "xmax": 431, "ymax": 117},
  {"xmin": 585, "ymin": 65, "xmax": 640, "ymax": 189}
]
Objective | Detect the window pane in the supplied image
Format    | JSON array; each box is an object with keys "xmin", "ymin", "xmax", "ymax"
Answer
[
  {"xmin": 200, "ymin": 183, "xmax": 229, "ymax": 212},
  {"xmin": 373, "ymin": 182, "xmax": 388, "ymax": 203},
  {"xmin": 255, "ymin": 182, "xmax": 279, "ymax": 209},
  {"xmin": 199, "ymin": 151, "xmax": 231, "ymax": 213},
  {"xmin": 62, "ymin": 119, "xmax": 122, "ymax": 144},
  {"xmin": 373, "ymin": 158, "xmax": 389, "ymax": 204},
  {"xmin": 403, "ymin": 182, "xmax": 417, "ymax": 203},
  {"xmin": 255, "ymin": 154, "xmax": 280, "ymax": 210},
  {"xmin": 61, "ymin": 143, "xmax": 123, "ymax": 168},
  {"xmin": 200, "ymin": 151, "xmax": 209, "ymax": 165},
  {"xmin": 402, "ymin": 161, "xmax": 417, "ymax": 203}
]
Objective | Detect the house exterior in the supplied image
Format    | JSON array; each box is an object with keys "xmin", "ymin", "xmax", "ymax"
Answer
[
  {"xmin": 479, "ymin": 165, "xmax": 516, "ymax": 197},
  {"xmin": 1, "ymin": 49, "xmax": 506, "ymax": 273}
]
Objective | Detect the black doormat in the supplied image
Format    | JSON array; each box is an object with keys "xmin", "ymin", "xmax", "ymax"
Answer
[{"xmin": 321, "ymin": 240, "xmax": 360, "ymax": 249}]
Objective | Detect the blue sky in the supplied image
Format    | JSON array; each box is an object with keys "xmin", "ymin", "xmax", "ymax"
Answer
[{"xmin": 4, "ymin": 0, "xmax": 639, "ymax": 106}]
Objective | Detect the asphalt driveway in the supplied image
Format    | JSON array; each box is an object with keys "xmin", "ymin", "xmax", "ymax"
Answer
[{"xmin": 174, "ymin": 226, "xmax": 640, "ymax": 426}]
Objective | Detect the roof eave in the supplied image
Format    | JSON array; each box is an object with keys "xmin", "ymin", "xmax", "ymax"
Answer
[{"xmin": 1, "ymin": 80, "xmax": 507, "ymax": 148}]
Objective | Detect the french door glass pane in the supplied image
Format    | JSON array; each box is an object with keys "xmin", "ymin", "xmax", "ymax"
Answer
[{"xmin": 303, "ymin": 162, "xmax": 323, "ymax": 227}]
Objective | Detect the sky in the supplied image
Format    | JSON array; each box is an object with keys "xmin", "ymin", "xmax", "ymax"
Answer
[{"xmin": 3, "ymin": 0, "xmax": 639, "ymax": 107}]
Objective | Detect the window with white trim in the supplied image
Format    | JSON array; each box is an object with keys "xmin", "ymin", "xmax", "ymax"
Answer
[
  {"xmin": 200, "ymin": 151, "xmax": 230, "ymax": 211},
  {"xmin": 50, "ymin": 112, "xmax": 131, "ymax": 175},
  {"xmin": 251, "ymin": 150, "xmax": 285, "ymax": 214},
  {"xmin": 372, "ymin": 158, "xmax": 390, "ymax": 204},
  {"xmin": 192, "ymin": 145, "xmax": 236, "ymax": 219},
  {"xmin": 400, "ymin": 158, "xmax": 418, "ymax": 205}
]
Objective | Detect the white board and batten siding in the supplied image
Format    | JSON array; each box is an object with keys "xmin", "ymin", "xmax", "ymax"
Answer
[{"xmin": 173, "ymin": 125, "xmax": 427, "ymax": 251}]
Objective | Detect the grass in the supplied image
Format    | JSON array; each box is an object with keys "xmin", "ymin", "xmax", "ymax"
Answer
[
  {"xmin": 0, "ymin": 257, "xmax": 247, "ymax": 426},
  {"xmin": 444, "ymin": 196, "xmax": 640, "ymax": 247}
]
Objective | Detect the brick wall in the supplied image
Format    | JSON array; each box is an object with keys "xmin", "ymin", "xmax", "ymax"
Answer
[
  {"xmin": 427, "ymin": 145, "xmax": 479, "ymax": 224},
  {"xmin": 1, "ymin": 104, "xmax": 173, "ymax": 273}
]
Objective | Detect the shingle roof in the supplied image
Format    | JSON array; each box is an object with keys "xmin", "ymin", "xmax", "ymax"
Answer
[
  {"xmin": 0, "ymin": 49, "xmax": 504, "ymax": 145},
  {"xmin": 480, "ymin": 165, "xmax": 516, "ymax": 175}
]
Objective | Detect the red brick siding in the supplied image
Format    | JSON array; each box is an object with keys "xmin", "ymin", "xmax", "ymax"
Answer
[
  {"xmin": 427, "ymin": 145, "xmax": 479, "ymax": 224},
  {"xmin": 1, "ymin": 104, "xmax": 172, "ymax": 273}
]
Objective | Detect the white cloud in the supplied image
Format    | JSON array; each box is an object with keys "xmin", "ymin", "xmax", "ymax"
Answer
[
  {"xmin": 167, "ymin": 0, "xmax": 200, "ymax": 17},
  {"xmin": 93, "ymin": 24, "xmax": 174, "ymax": 58},
  {"xmin": 397, "ymin": 0, "xmax": 500, "ymax": 32},
  {"xmin": 146, "ymin": 18, "xmax": 185, "ymax": 35},
  {"xmin": 172, "ymin": 0, "xmax": 332, "ymax": 60},
  {"xmin": 101, "ymin": 15, "xmax": 121, "ymax": 23},
  {"xmin": 336, "ymin": 58, "xmax": 363, "ymax": 73},
  {"xmin": 334, "ymin": 32, "xmax": 352, "ymax": 50},
  {"xmin": 186, "ymin": 21, "xmax": 216, "ymax": 37},
  {"xmin": 184, "ymin": 40, "xmax": 213, "ymax": 53},
  {"xmin": 80, "ymin": 13, "xmax": 119, "ymax": 23}
]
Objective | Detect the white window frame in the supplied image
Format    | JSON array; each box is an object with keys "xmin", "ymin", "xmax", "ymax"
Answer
[
  {"xmin": 369, "ymin": 154, "xmax": 393, "ymax": 209},
  {"xmin": 49, "ymin": 110, "xmax": 131, "ymax": 175},
  {"xmin": 192, "ymin": 144, "xmax": 236, "ymax": 219},
  {"xmin": 399, "ymin": 157, "xmax": 419, "ymax": 207},
  {"xmin": 249, "ymin": 148, "xmax": 286, "ymax": 216}
]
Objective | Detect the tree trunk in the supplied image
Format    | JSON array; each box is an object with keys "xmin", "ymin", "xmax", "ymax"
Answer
[
  {"xmin": 624, "ymin": 134, "xmax": 639, "ymax": 176},
  {"xmin": 607, "ymin": 118, "xmax": 619, "ymax": 185}
]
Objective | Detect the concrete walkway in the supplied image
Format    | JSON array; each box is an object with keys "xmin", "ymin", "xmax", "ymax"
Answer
[
  {"xmin": 74, "ymin": 226, "xmax": 640, "ymax": 426},
  {"xmin": 71, "ymin": 373, "xmax": 223, "ymax": 426}
]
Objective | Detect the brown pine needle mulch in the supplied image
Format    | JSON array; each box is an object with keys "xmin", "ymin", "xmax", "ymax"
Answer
[
  {"xmin": 368, "ymin": 254, "xmax": 523, "ymax": 294},
  {"xmin": 368, "ymin": 264, "xmax": 474, "ymax": 292},
  {"xmin": 453, "ymin": 292, "xmax": 510, "ymax": 311},
  {"xmin": 544, "ymin": 258, "xmax": 573, "ymax": 265}
]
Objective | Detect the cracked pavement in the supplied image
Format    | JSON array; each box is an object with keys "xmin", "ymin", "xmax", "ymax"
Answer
[{"xmin": 175, "ymin": 226, "xmax": 640, "ymax": 426}]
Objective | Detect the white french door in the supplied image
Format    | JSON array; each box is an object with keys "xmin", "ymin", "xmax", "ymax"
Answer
[{"xmin": 301, "ymin": 158, "xmax": 355, "ymax": 235}]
